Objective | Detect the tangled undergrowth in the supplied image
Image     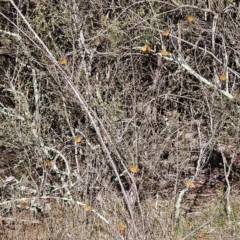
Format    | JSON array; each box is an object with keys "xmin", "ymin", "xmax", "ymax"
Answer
[{"xmin": 1, "ymin": 0, "xmax": 240, "ymax": 239}]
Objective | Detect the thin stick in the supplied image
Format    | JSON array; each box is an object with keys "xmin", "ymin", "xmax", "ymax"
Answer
[
  {"xmin": 221, "ymin": 151, "xmax": 233, "ymax": 219},
  {"xmin": 182, "ymin": 213, "xmax": 223, "ymax": 240}
]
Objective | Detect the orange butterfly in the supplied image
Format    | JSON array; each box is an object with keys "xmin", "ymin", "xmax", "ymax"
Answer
[
  {"xmin": 83, "ymin": 205, "xmax": 92, "ymax": 211},
  {"xmin": 140, "ymin": 44, "xmax": 151, "ymax": 52},
  {"xmin": 129, "ymin": 165, "xmax": 140, "ymax": 173},
  {"xmin": 186, "ymin": 180, "xmax": 195, "ymax": 189},
  {"xmin": 162, "ymin": 29, "xmax": 170, "ymax": 36},
  {"xmin": 58, "ymin": 58, "xmax": 67, "ymax": 65},
  {"xmin": 160, "ymin": 49, "xmax": 170, "ymax": 56},
  {"xmin": 219, "ymin": 75, "xmax": 227, "ymax": 81},
  {"xmin": 20, "ymin": 202, "xmax": 27, "ymax": 209},
  {"xmin": 44, "ymin": 160, "xmax": 52, "ymax": 167},
  {"xmin": 187, "ymin": 16, "xmax": 195, "ymax": 22},
  {"xmin": 119, "ymin": 221, "xmax": 126, "ymax": 235},
  {"xmin": 199, "ymin": 232, "xmax": 207, "ymax": 238},
  {"xmin": 74, "ymin": 136, "xmax": 83, "ymax": 143}
]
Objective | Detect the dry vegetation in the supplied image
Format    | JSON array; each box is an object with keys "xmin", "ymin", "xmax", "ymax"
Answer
[{"xmin": 1, "ymin": 0, "xmax": 240, "ymax": 239}]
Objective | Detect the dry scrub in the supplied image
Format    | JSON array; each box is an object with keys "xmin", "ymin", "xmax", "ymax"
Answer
[{"xmin": 1, "ymin": 0, "xmax": 240, "ymax": 239}]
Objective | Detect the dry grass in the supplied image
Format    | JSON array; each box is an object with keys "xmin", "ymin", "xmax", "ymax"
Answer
[{"xmin": 1, "ymin": 0, "xmax": 240, "ymax": 239}]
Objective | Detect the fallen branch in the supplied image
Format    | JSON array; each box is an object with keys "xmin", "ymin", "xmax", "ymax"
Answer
[{"xmin": 157, "ymin": 52, "xmax": 234, "ymax": 100}]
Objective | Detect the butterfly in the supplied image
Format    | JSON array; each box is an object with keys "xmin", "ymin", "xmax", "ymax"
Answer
[
  {"xmin": 74, "ymin": 136, "xmax": 83, "ymax": 143},
  {"xmin": 83, "ymin": 205, "xmax": 92, "ymax": 211},
  {"xmin": 160, "ymin": 49, "xmax": 170, "ymax": 56},
  {"xmin": 140, "ymin": 44, "xmax": 151, "ymax": 52},
  {"xmin": 186, "ymin": 180, "xmax": 195, "ymax": 189},
  {"xmin": 58, "ymin": 58, "xmax": 67, "ymax": 65},
  {"xmin": 219, "ymin": 75, "xmax": 227, "ymax": 81},
  {"xmin": 187, "ymin": 15, "xmax": 195, "ymax": 22},
  {"xmin": 44, "ymin": 160, "xmax": 52, "ymax": 167},
  {"xmin": 20, "ymin": 202, "xmax": 27, "ymax": 209},
  {"xmin": 162, "ymin": 29, "xmax": 170, "ymax": 36},
  {"xmin": 129, "ymin": 165, "xmax": 140, "ymax": 173}
]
